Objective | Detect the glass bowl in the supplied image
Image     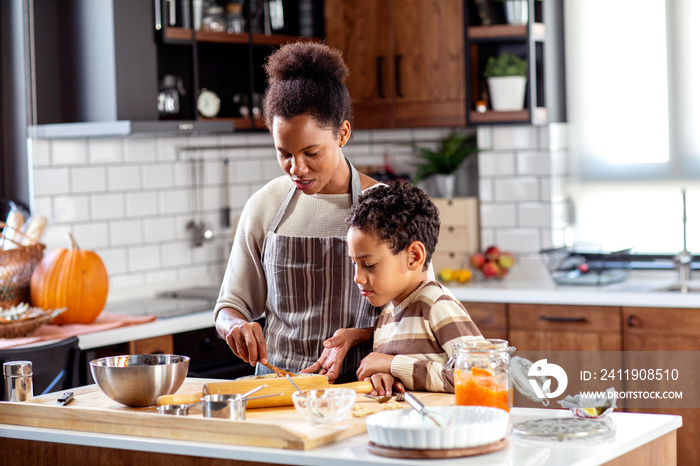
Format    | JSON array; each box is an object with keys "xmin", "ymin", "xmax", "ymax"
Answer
[{"xmin": 291, "ymin": 388, "xmax": 356, "ymax": 423}]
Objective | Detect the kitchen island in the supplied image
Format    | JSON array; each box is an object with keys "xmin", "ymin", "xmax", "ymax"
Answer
[{"xmin": 0, "ymin": 384, "xmax": 682, "ymax": 466}]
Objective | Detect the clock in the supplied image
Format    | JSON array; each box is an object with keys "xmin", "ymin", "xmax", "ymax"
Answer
[{"xmin": 197, "ymin": 88, "xmax": 221, "ymax": 118}]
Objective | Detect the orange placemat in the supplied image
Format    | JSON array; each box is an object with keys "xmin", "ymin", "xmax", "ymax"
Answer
[{"xmin": 0, "ymin": 312, "xmax": 158, "ymax": 349}]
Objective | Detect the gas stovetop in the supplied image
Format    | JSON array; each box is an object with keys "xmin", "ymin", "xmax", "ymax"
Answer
[{"xmin": 105, "ymin": 287, "xmax": 220, "ymax": 319}]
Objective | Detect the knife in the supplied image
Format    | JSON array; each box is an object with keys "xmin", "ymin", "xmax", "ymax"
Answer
[{"xmin": 55, "ymin": 391, "xmax": 74, "ymax": 406}]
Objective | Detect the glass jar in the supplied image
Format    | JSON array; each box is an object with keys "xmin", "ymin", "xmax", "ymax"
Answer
[
  {"xmin": 450, "ymin": 339, "xmax": 515, "ymax": 412},
  {"xmin": 226, "ymin": 2, "xmax": 246, "ymax": 34},
  {"xmin": 201, "ymin": 4, "xmax": 226, "ymax": 33}
]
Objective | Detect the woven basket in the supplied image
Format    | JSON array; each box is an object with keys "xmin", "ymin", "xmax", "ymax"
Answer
[
  {"xmin": 0, "ymin": 311, "xmax": 53, "ymax": 338},
  {"xmin": 0, "ymin": 223, "xmax": 46, "ymax": 309}
]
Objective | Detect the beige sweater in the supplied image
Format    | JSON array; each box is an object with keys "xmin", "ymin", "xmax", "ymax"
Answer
[{"xmin": 215, "ymin": 175, "xmax": 364, "ymax": 322}]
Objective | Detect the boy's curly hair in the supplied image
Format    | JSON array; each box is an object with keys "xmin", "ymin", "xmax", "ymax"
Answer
[
  {"xmin": 263, "ymin": 41, "xmax": 352, "ymax": 135},
  {"xmin": 346, "ymin": 180, "xmax": 440, "ymax": 270}
]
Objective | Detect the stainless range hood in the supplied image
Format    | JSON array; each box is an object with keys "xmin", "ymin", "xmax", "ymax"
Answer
[{"xmin": 28, "ymin": 120, "xmax": 234, "ymax": 139}]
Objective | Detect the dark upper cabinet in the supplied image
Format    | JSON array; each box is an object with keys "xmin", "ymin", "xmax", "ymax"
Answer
[
  {"xmin": 34, "ymin": 0, "xmax": 160, "ymax": 125},
  {"xmin": 29, "ymin": 0, "xmax": 322, "ymax": 135}
]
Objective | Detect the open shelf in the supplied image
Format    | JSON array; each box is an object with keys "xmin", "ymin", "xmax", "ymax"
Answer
[
  {"xmin": 468, "ymin": 23, "xmax": 545, "ymax": 40},
  {"xmin": 163, "ymin": 27, "xmax": 320, "ymax": 46}
]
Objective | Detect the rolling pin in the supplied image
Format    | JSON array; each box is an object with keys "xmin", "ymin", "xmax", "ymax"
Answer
[{"xmin": 156, "ymin": 375, "xmax": 372, "ymax": 409}]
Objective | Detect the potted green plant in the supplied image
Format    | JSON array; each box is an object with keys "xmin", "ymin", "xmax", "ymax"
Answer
[
  {"xmin": 483, "ymin": 52, "xmax": 528, "ymax": 111},
  {"xmin": 412, "ymin": 131, "xmax": 478, "ymax": 198}
]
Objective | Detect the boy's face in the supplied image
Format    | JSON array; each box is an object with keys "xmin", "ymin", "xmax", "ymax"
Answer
[{"xmin": 347, "ymin": 227, "xmax": 416, "ymax": 308}]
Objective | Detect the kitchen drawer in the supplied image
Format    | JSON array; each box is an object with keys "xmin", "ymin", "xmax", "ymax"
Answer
[
  {"xmin": 508, "ymin": 304, "xmax": 621, "ymax": 333},
  {"xmin": 623, "ymin": 307, "xmax": 700, "ymax": 338},
  {"xmin": 438, "ymin": 225, "xmax": 479, "ymax": 252},
  {"xmin": 432, "ymin": 251, "xmax": 471, "ymax": 271},
  {"xmin": 462, "ymin": 302, "xmax": 507, "ymax": 340},
  {"xmin": 432, "ymin": 197, "xmax": 479, "ymax": 226}
]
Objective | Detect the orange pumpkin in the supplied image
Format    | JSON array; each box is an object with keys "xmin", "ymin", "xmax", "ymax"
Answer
[{"xmin": 30, "ymin": 233, "xmax": 109, "ymax": 324}]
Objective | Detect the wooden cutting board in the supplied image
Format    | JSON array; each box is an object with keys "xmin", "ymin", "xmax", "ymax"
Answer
[{"xmin": 0, "ymin": 378, "xmax": 455, "ymax": 450}]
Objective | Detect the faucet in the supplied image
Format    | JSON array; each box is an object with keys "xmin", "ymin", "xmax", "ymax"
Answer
[{"xmin": 674, "ymin": 188, "xmax": 693, "ymax": 285}]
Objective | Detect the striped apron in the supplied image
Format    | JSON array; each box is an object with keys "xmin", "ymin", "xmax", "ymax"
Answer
[{"xmin": 260, "ymin": 160, "xmax": 379, "ymax": 378}]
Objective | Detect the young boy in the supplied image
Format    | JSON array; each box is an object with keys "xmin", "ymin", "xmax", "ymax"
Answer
[{"xmin": 345, "ymin": 179, "xmax": 482, "ymax": 395}]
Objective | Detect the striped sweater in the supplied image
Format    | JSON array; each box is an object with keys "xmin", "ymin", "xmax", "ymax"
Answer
[{"xmin": 374, "ymin": 280, "xmax": 483, "ymax": 393}]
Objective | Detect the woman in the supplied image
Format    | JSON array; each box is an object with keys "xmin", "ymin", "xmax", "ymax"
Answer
[{"xmin": 214, "ymin": 42, "xmax": 381, "ymax": 382}]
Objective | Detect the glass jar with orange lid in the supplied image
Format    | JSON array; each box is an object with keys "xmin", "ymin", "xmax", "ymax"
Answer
[{"xmin": 450, "ymin": 339, "xmax": 515, "ymax": 412}]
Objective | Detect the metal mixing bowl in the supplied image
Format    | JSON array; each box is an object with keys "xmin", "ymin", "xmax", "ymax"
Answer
[{"xmin": 89, "ymin": 354, "xmax": 190, "ymax": 407}]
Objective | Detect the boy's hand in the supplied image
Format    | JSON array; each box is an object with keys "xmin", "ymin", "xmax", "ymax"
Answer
[
  {"xmin": 356, "ymin": 352, "xmax": 394, "ymax": 383},
  {"xmin": 301, "ymin": 327, "xmax": 372, "ymax": 382},
  {"xmin": 364, "ymin": 373, "xmax": 395, "ymax": 396}
]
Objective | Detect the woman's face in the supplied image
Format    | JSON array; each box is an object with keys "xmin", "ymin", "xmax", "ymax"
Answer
[{"xmin": 272, "ymin": 114, "xmax": 351, "ymax": 195}]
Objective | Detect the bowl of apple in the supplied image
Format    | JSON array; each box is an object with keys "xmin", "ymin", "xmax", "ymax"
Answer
[{"xmin": 469, "ymin": 245, "xmax": 515, "ymax": 280}]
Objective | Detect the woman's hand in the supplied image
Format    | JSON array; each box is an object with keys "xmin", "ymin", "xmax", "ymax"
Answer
[
  {"xmin": 301, "ymin": 327, "xmax": 373, "ymax": 382},
  {"xmin": 215, "ymin": 308, "xmax": 267, "ymax": 366},
  {"xmin": 356, "ymin": 352, "xmax": 394, "ymax": 383}
]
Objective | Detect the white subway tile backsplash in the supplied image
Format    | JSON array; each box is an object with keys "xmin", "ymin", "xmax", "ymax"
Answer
[
  {"xmin": 229, "ymin": 185, "xmax": 249, "ymax": 210},
  {"xmin": 480, "ymin": 204, "xmax": 517, "ymax": 227},
  {"xmin": 262, "ymin": 158, "xmax": 282, "ymax": 181},
  {"xmin": 142, "ymin": 163, "xmax": 175, "ymax": 189},
  {"xmin": 143, "ymin": 217, "xmax": 177, "ymax": 242},
  {"xmin": 124, "ymin": 138, "xmax": 157, "ymax": 162},
  {"xmin": 496, "ymin": 228, "xmax": 542, "ymax": 253},
  {"xmin": 42, "ymin": 224, "xmax": 72, "ymax": 251},
  {"xmin": 161, "ymin": 241, "xmax": 192, "ymax": 267},
  {"xmin": 247, "ymin": 132, "xmax": 272, "ymax": 146},
  {"xmin": 233, "ymin": 160, "xmax": 262, "ymax": 183},
  {"xmin": 73, "ymin": 222, "xmax": 110, "ymax": 249},
  {"xmin": 27, "ymin": 124, "xmax": 568, "ymax": 292},
  {"xmin": 91, "ymin": 193, "xmax": 125, "ymax": 220},
  {"xmin": 53, "ymin": 195, "xmax": 90, "ymax": 223},
  {"xmin": 349, "ymin": 130, "xmax": 372, "ymax": 144},
  {"xmin": 519, "ymin": 203, "xmax": 552, "ymax": 227},
  {"xmin": 29, "ymin": 139, "xmax": 51, "ymax": 167},
  {"xmin": 108, "ymin": 166, "xmax": 141, "ymax": 191},
  {"xmin": 517, "ymin": 151, "xmax": 551, "ymax": 176},
  {"xmin": 494, "ymin": 177, "xmax": 539, "ymax": 202},
  {"xmin": 126, "ymin": 192, "xmax": 159, "ymax": 217},
  {"xmin": 478, "ymin": 151, "xmax": 516, "ymax": 176},
  {"xmin": 155, "ymin": 137, "xmax": 185, "ymax": 162},
  {"xmin": 110, "ymin": 219, "xmax": 144, "ymax": 247},
  {"xmin": 71, "ymin": 166, "xmax": 107, "ymax": 193},
  {"xmin": 492, "ymin": 125, "xmax": 538, "ymax": 150},
  {"xmin": 52, "ymin": 139, "xmax": 88, "ymax": 165},
  {"xmin": 88, "ymin": 138, "xmax": 123, "ymax": 164},
  {"xmin": 145, "ymin": 269, "xmax": 179, "ymax": 285},
  {"xmin": 372, "ymin": 128, "xmax": 413, "ymax": 142},
  {"xmin": 476, "ymin": 126, "xmax": 493, "ymax": 150},
  {"xmin": 479, "ymin": 179, "xmax": 494, "ymax": 202},
  {"xmin": 128, "ymin": 245, "xmax": 161, "ymax": 272},
  {"xmin": 30, "ymin": 197, "xmax": 52, "ymax": 219},
  {"xmin": 33, "ymin": 167, "xmax": 71, "ymax": 196},
  {"xmin": 99, "ymin": 248, "xmax": 128, "ymax": 275}
]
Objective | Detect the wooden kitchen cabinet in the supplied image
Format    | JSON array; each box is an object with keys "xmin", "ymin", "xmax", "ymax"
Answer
[
  {"xmin": 508, "ymin": 303, "xmax": 622, "ymax": 407},
  {"xmin": 622, "ymin": 306, "xmax": 700, "ymax": 466},
  {"xmin": 324, "ymin": 0, "xmax": 466, "ymax": 129},
  {"xmin": 461, "ymin": 302, "xmax": 507, "ymax": 340}
]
